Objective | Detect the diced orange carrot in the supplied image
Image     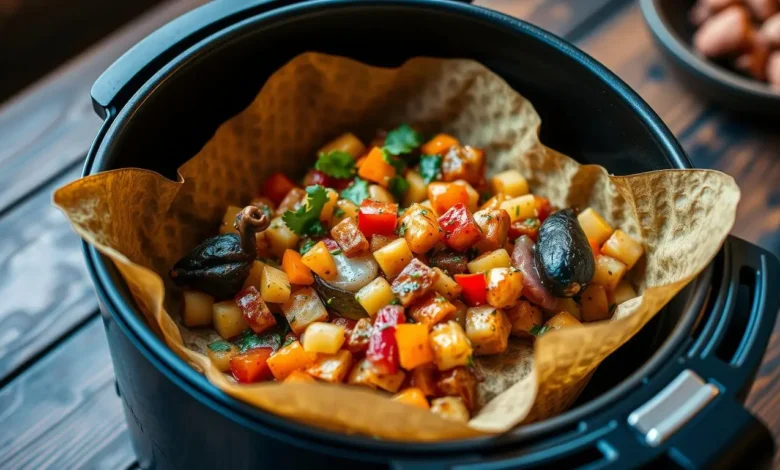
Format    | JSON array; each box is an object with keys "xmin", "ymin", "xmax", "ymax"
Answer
[
  {"xmin": 395, "ymin": 323, "xmax": 434, "ymax": 370},
  {"xmin": 588, "ymin": 239, "xmax": 601, "ymax": 257},
  {"xmin": 357, "ymin": 147, "xmax": 396, "ymax": 187},
  {"xmin": 267, "ymin": 340, "xmax": 317, "ymax": 380},
  {"xmin": 283, "ymin": 370, "xmax": 316, "ymax": 384},
  {"xmin": 392, "ymin": 387, "xmax": 430, "ymax": 409},
  {"xmin": 421, "ymin": 134, "xmax": 459, "ymax": 156},
  {"xmin": 428, "ymin": 182, "xmax": 470, "ymax": 216},
  {"xmin": 282, "ymin": 249, "xmax": 314, "ymax": 285}
]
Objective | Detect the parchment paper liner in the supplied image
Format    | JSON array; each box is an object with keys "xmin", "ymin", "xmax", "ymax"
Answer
[{"xmin": 54, "ymin": 53, "xmax": 739, "ymax": 441}]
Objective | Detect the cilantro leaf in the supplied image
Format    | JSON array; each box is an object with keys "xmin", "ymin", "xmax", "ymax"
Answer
[
  {"xmin": 419, "ymin": 155, "xmax": 443, "ymax": 183},
  {"xmin": 282, "ymin": 185, "xmax": 329, "ymax": 236},
  {"xmin": 383, "ymin": 124, "xmax": 422, "ymax": 155},
  {"xmin": 234, "ymin": 329, "xmax": 282, "ymax": 353},
  {"xmin": 341, "ymin": 178, "xmax": 370, "ymax": 205},
  {"xmin": 208, "ymin": 340, "xmax": 232, "ymax": 352},
  {"xmin": 388, "ymin": 175, "xmax": 409, "ymax": 201},
  {"xmin": 529, "ymin": 324, "xmax": 553, "ymax": 337},
  {"xmin": 315, "ymin": 150, "xmax": 356, "ymax": 179}
]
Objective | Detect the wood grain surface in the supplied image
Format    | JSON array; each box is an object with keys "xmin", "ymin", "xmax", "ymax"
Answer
[{"xmin": 0, "ymin": 0, "xmax": 776, "ymax": 468}]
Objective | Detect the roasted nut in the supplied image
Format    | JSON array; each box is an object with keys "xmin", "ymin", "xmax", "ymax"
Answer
[{"xmin": 693, "ymin": 6, "xmax": 754, "ymax": 58}]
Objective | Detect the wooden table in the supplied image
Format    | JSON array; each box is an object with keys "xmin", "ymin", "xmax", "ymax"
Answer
[{"xmin": 0, "ymin": 1, "xmax": 777, "ymax": 468}]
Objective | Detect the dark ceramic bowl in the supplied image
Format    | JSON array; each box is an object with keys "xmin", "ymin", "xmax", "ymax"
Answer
[{"xmin": 640, "ymin": 0, "xmax": 780, "ymax": 117}]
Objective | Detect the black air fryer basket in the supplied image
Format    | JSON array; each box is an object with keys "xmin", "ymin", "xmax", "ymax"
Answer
[{"xmin": 82, "ymin": 1, "xmax": 779, "ymax": 468}]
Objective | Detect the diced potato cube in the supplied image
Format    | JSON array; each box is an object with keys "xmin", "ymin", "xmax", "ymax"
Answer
[
  {"xmin": 282, "ymin": 287, "xmax": 329, "ymax": 336},
  {"xmin": 473, "ymin": 209, "xmax": 510, "ymax": 253},
  {"xmin": 556, "ymin": 297, "xmax": 582, "ymax": 321},
  {"xmin": 453, "ymin": 180, "xmax": 479, "ymax": 212},
  {"xmin": 500, "ymin": 194, "xmax": 536, "ymax": 222},
  {"xmin": 436, "ymin": 367, "xmax": 477, "ymax": 411},
  {"xmin": 467, "ymin": 248, "xmax": 511, "ymax": 273},
  {"xmin": 219, "ymin": 205, "xmax": 243, "ymax": 234},
  {"xmin": 577, "ymin": 208, "xmax": 614, "ymax": 246},
  {"xmin": 610, "ymin": 280, "xmax": 638, "ymax": 305},
  {"xmin": 545, "ymin": 311, "xmax": 582, "ymax": 330},
  {"xmin": 601, "ymin": 230, "xmax": 644, "ymax": 269},
  {"xmin": 283, "ymin": 370, "xmax": 316, "ymax": 384},
  {"xmin": 301, "ymin": 241, "xmax": 338, "ymax": 280},
  {"xmin": 395, "ymin": 323, "xmax": 435, "ymax": 370},
  {"xmin": 485, "ymin": 268, "xmax": 524, "ymax": 309},
  {"xmin": 267, "ymin": 340, "xmax": 316, "ymax": 380},
  {"xmin": 403, "ymin": 171, "xmax": 428, "ymax": 207},
  {"xmin": 580, "ymin": 284, "xmax": 611, "ymax": 322},
  {"xmin": 373, "ymin": 238, "xmax": 414, "ymax": 279},
  {"xmin": 260, "ymin": 265, "xmax": 291, "ymax": 303},
  {"xmin": 370, "ymin": 233, "xmax": 398, "ymax": 252},
  {"xmin": 369, "ymin": 184, "xmax": 395, "ymax": 203},
  {"xmin": 331, "ymin": 217, "xmax": 369, "ymax": 257},
  {"xmin": 451, "ymin": 300, "xmax": 468, "ymax": 328},
  {"xmin": 592, "ymin": 255, "xmax": 627, "ymax": 291},
  {"xmin": 331, "ymin": 199, "xmax": 359, "ymax": 226},
  {"xmin": 409, "ymin": 293, "xmax": 456, "ymax": 327},
  {"xmin": 429, "ymin": 321, "xmax": 473, "ymax": 370},
  {"xmin": 306, "ymin": 350, "xmax": 353, "ymax": 383},
  {"xmin": 320, "ymin": 188, "xmax": 340, "ymax": 222},
  {"xmin": 266, "ymin": 217, "xmax": 301, "ymax": 257},
  {"xmin": 410, "ymin": 364, "xmax": 439, "ymax": 397},
  {"xmin": 242, "ymin": 260, "xmax": 266, "ymax": 290},
  {"xmin": 400, "ymin": 204, "xmax": 444, "ymax": 254},
  {"xmin": 505, "ymin": 301, "xmax": 542, "ymax": 336},
  {"xmin": 207, "ymin": 340, "xmax": 239, "ymax": 372},
  {"xmin": 430, "ymin": 397, "xmax": 470, "ymax": 423},
  {"xmin": 182, "ymin": 290, "xmax": 214, "ymax": 327},
  {"xmin": 392, "ymin": 387, "xmax": 430, "ymax": 409},
  {"xmin": 319, "ymin": 132, "xmax": 366, "ymax": 157},
  {"xmin": 392, "ymin": 258, "xmax": 439, "ymax": 306},
  {"xmin": 213, "ymin": 300, "xmax": 248, "ymax": 339},
  {"xmin": 465, "ymin": 306, "xmax": 511, "ymax": 356},
  {"xmin": 432, "ymin": 267, "xmax": 462, "ymax": 300},
  {"xmin": 348, "ymin": 358, "xmax": 406, "ymax": 392},
  {"xmin": 355, "ymin": 277, "xmax": 396, "ymax": 317},
  {"xmin": 490, "ymin": 170, "xmax": 529, "ymax": 197},
  {"xmin": 302, "ymin": 322, "xmax": 346, "ymax": 354}
]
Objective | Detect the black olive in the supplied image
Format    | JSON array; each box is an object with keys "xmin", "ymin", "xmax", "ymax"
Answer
[
  {"xmin": 170, "ymin": 206, "xmax": 269, "ymax": 299},
  {"xmin": 533, "ymin": 208, "xmax": 595, "ymax": 297}
]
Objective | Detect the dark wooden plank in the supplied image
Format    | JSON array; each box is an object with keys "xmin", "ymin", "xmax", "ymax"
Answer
[
  {"xmin": 0, "ymin": 318, "xmax": 134, "ymax": 470},
  {"xmin": 0, "ymin": 0, "xmax": 163, "ymax": 103},
  {"xmin": 0, "ymin": 0, "xmax": 208, "ymax": 214},
  {"xmin": 577, "ymin": 2, "xmax": 707, "ymax": 136},
  {"xmin": 0, "ymin": 166, "xmax": 96, "ymax": 381}
]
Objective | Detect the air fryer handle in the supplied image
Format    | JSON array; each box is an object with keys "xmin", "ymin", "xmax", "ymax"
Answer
[{"xmin": 90, "ymin": 0, "xmax": 474, "ymax": 118}]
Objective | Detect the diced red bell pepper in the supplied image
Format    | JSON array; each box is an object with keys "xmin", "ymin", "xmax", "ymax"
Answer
[
  {"xmin": 534, "ymin": 196, "xmax": 553, "ymax": 223},
  {"xmin": 358, "ymin": 200, "xmax": 398, "ymax": 237},
  {"xmin": 508, "ymin": 218, "xmax": 540, "ymax": 242},
  {"xmin": 375, "ymin": 305, "xmax": 406, "ymax": 329},
  {"xmin": 454, "ymin": 273, "xmax": 487, "ymax": 306},
  {"xmin": 236, "ymin": 286, "xmax": 277, "ymax": 334},
  {"xmin": 304, "ymin": 169, "xmax": 352, "ymax": 190},
  {"xmin": 438, "ymin": 203, "xmax": 483, "ymax": 252},
  {"xmin": 263, "ymin": 172, "xmax": 298, "ymax": 206},
  {"xmin": 230, "ymin": 347, "xmax": 273, "ymax": 383},
  {"xmin": 367, "ymin": 326, "xmax": 400, "ymax": 374}
]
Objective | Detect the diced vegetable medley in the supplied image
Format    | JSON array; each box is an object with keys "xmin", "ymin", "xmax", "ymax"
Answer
[{"xmin": 172, "ymin": 126, "xmax": 644, "ymax": 422}]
